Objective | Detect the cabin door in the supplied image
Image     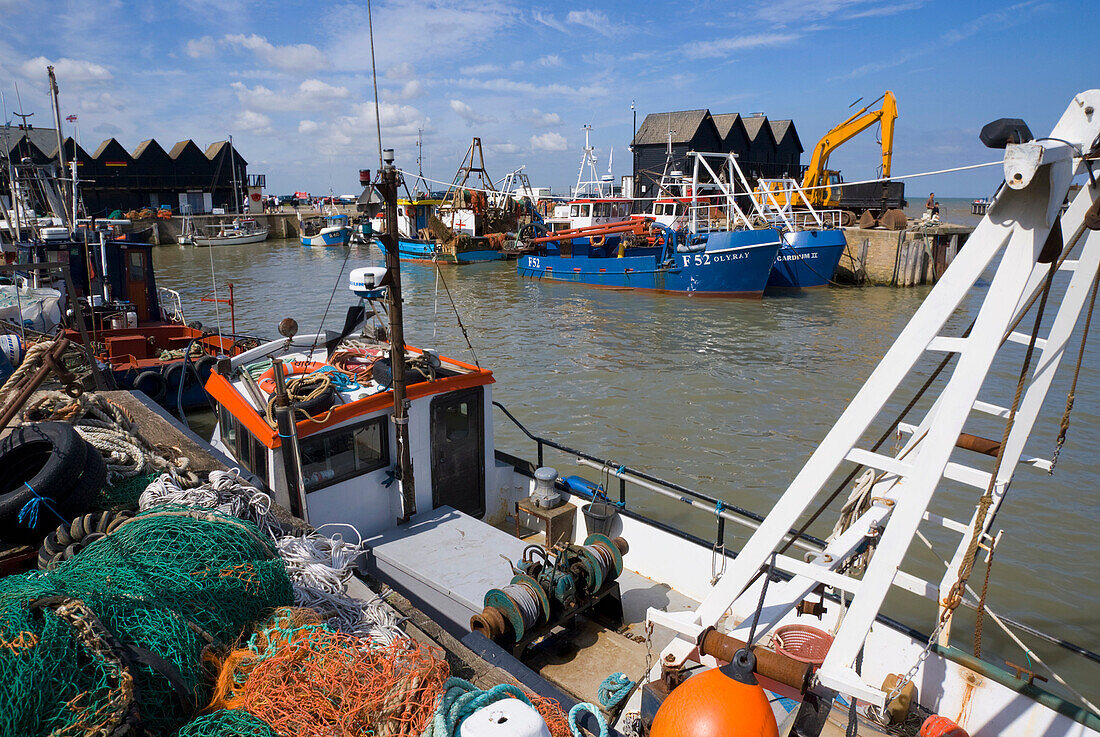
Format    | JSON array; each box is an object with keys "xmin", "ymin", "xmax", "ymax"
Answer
[
  {"xmin": 430, "ymin": 387, "xmax": 485, "ymax": 517},
  {"xmin": 124, "ymin": 249, "xmax": 150, "ymax": 321}
]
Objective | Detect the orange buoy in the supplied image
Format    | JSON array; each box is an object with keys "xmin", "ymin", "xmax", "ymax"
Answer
[
  {"xmin": 920, "ymin": 715, "xmax": 969, "ymax": 737},
  {"xmin": 650, "ymin": 649, "xmax": 779, "ymax": 737}
]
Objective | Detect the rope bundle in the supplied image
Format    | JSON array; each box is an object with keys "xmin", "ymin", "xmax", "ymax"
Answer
[{"xmin": 18, "ymin": 391, "xmax": 199, "ymax": 487}]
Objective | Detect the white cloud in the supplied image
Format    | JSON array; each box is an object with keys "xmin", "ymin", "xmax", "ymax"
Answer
[
  {"xmin": 536, "ymin": 54, "xmax": 562, "ymax": 67},
  {"xmin": 387, "ymin": 62, "xmax": 415, "ymax": 80},
  {"xmin": 522, "ymin": 108, "xmax": 561, "ymax": 128},
  {"xmin": 566, "ymin": 10, "xmax": 611, "ymax": 35},
  {"xmin": 682, "ymin": 33, "xmax": 800, "ymax": 59},
  {"xmin": 450, "ymin": 99, "xmax": 494, "ymax": 126},
  {"xmin": 532, "ymin": 10, "xmax": 567, "ymax": 33},
  {"xmin": 742, "ymin": 0, "xmax": 923, "ymax": 25},
  {"xmin": 78, "ymin": 92, "xmax": 127, "ymax": 114},
  {"xmin": 489, "ymin": 142, "xmax": 520, "ymax": 154},
  {"xmin": 530, "ymin": 132, "xmax": 567, "ymax": 151},
  {"xmin": 301, "ymin": 101, "xmax": 429, "ymax": 156},
  {"xmin": 234, "ymin": 109, "xmax": 274, "ymax": 135},
  {"xmin": 223, "ymin": 33, "xmax": 328, "ymax": 72},
  {"xmin": 460, "ymin": 63, "xmax": 500, "ymax": 75},
  {"xmin": 231, "ymin": 79, "xmax": 350, "ymax": 111},
  {"xmin": 398, "ymin": 80, "xmax": 425, "ymax": 99},
  {"xmin": 327, "ymin": 1, "xmax": 517, "ymax": 72},
  {"xmin": 455, "ymin": 77, "xmax": 608, "ymax": 100},
  {"xmin": 18, "ymin": 56, "xmax": 111, "ymax": 83},
  {"xmin": 185, "ymin": 36, "xmax": 215, "ymax": 59}
]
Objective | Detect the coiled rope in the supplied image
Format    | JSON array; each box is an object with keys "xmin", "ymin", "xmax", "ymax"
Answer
[
  {"xmin": 264, "ymin": 372, "xmax": 336, "ymax": 425},
  {"xmin": 569, "ymin": 702, "xmax": 609, "ymax": 737},
  {"xmin": 423, "ymin": 678, "xmax": 532, "ymax": 737},
  {"xmin": 18, "ymin": 391, "xmax": 199, "ymax": 487},
  {"xmin": 597, "ymin": 672, "xmax": 634, "ymax": 709}
]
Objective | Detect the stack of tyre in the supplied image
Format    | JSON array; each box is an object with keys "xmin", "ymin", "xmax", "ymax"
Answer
[{"xmin": 0, "ymin": 423, "xmax": 106, "ymax": 545}]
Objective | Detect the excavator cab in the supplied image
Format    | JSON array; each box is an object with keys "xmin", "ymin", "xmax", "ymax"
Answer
[{"xmin": 823, "ymin": 170, "xmax": 844, "ymax": 208}]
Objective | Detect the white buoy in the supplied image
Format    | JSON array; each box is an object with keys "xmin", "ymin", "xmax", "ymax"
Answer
[
  {"xmin": 349, "ymin": 267, "xmax": 388, "ymax": 299},
  {"xmin": 458, "ymin": 699, "xmax": 551, "ymax": 737}
]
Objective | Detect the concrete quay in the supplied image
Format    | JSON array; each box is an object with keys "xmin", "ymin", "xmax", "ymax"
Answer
[
  {"xmin": 129, "ymin": 207, "xmax": 360, "ymax": 245},
  {"xmin": 836, "ymin": 222, "xmax": 973, "ymax": 286}
]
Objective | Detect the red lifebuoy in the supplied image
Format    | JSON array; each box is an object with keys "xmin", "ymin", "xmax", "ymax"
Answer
[
  {"xmin": 257, "ymin": 360, "xmax": 327, "ymax": 393},
  {"xmin": 591, "ymin": 234, "xmax": 606, "ymax": 247}
]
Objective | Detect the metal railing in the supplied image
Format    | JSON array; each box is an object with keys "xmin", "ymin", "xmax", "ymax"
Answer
[{"xmin": 492, "ymin": 401, "xmax": 826, "ymax": 554}]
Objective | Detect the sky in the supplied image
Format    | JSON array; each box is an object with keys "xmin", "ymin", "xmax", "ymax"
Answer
[{"xmin": 0, "ymin": 0, "xmax": 1096, "ymax": 198}]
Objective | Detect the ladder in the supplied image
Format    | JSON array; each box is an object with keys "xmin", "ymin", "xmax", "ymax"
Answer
[{"xmin": 649, "ymin": 90, "xmax": 1100, "ymax": 707}]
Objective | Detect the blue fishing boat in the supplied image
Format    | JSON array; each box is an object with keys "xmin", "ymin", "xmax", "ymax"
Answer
[
  {"xmin": 517, "ymin": 223, "xmax": 781, "ymax": 297},
  {"xmin": 300, "ymin": 214, "xmax": 351, "ymax": 247},
  {"xmin": 750, "ymin": 176, "xmax": 848, "ymax": 289},
  {"xmin": 768, "ymin": 229, "xmax": 848, "ymax": 289}
]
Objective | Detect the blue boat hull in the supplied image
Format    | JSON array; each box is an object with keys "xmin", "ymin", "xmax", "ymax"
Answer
[
  {"xmin": 767, "ymin": 229, "xmax": 847, "ymax": 289},
  {"xmin": 390, "ymin": 238, "xmax": 504, "ymax": 264},
  {"xmin": 301, "ymin": 227, "xmax": 350, "ymax": 247},
  {"xmin": 518, "ymin": 229, "xmax": 781, "ymax": 296}
]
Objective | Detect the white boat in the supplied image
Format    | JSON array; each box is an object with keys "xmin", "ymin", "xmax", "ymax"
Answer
[
  {"xmin": 193, "ymin": 218, "xmax": 269, "ymax": 247},
  {"xmin": 209, "ymin": 92, "xmax": 1100, "ymax": 737}
]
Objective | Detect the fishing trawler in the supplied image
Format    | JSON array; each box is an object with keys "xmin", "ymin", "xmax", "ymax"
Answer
[{"xmin": 209, "ymin": 92, "xmax": 1100, "ymax": 737}]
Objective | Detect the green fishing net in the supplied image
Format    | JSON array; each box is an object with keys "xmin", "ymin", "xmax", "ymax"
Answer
[
  {"xmin": 0, "ymin": 506, "xmax": 293, "ymax": 737},
  {"xmin": 174, "ymin": 709, "xmax": 276, "ymax": 737},
  {"xmin": 95, "ymin": 471, "xmax": 161, "ymax": 510}
]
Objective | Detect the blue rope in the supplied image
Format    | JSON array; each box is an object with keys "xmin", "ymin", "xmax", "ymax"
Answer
[
  {"xmin": 17, "ymin": 482, "xmax": 66, "ymax": 529},
  {"xmin": 310, "ymin": 364, "xmax": 360, "ymax": 392},
  {"xmin": 569, "ymin": 702, "xmax": 609, "ymax": 737},
  {"xmin": 423, "ymin": 677, "xmax": 533, "ymax": 737},
  {"xmin": 714, "ymin": 500, "xmax": 726, "ymax": 515},
  {"xmin": 597, "ymin": 672, "xmax": 634, "ymax": 709}
]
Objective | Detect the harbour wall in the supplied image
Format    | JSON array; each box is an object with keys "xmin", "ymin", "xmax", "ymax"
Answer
[
  {"xmin": 836, "ymin": 223, "xmax": 973, "ymax": 286},
  {"xmin": 130, "ymin": 208, "xmax": 360, "ymax": 244}
]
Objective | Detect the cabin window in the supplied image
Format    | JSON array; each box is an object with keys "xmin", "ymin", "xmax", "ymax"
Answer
[
  {"xmin": 580, "ymin": 204, "xmax": 591, "ymax": 217},
  {"xmin": 594, "ymin": 203, "xmax": 611, "ymax": 218},
  {"xmin": 127, "ymin": 251, "xmax": 144, "ymax": 281},
  {"xmin": 569, "ymin": 204, "xmax": 580, "ymax": 218},
  {"xmin": 300, "ymin": 416, "xmax": 390, "ymax": 493},
  {"xmin": 219, "ymin": 406, "xmax": 237, "ymax": 450}
]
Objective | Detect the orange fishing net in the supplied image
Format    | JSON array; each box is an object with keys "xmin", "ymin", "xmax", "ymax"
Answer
[
  {"xmin": 207, "ymin": 607, "xmax": 449, "ymax": 736},
  {"xmin": 528, "ymin": 693, "xmax": 572, "ymax": 737}
]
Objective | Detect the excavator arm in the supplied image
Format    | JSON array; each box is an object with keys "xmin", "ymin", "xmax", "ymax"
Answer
[{"xmin": 802, "ymin": 91, "xmax": 898, "ymax": 203}]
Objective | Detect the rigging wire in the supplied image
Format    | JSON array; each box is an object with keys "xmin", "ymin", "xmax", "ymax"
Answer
[
  {"xmin": 308, "ymin": 243, "xmax": 353, "ymax": 359},
  {"xmin": 431, "ymin": 260, "xmax": 479, "ymax": 367},
  {"xmin": 396, "ymin": 159, "xmax": 1005, "ymax": 202}
]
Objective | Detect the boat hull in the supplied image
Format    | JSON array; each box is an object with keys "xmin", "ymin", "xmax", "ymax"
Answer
[
  {"xmin": 766, "ymin": 229, "xmax": 847, "ymax": 289},
  {"xmin": 518, "ymin": 229, "xmax": 781, "ymax": 296},
  {"xmin": 390, "ymin": 237, "xmax": 504, "ymax": 264},
  {"xmin": 194, "ymin": 229, "xmax": 269, "ymax": 247},
  {"xmin": 301, "ymin": 226, "xmax": 350, "ymax": 247}
]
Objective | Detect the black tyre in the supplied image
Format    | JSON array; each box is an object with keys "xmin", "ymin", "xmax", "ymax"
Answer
[
  {"xmin": 292, "ymin": 385, "xmax": 337, "ymax": 417},
  {"xmin": 0, "ymin": 423, "xmax": 89, "ymax": 540},
  {"xmin": 195, "ymin": 355, "xmax": 217, "ymax": 383},
  {"xmin": 133, "ymin": 370, "xmax": 167, "ymax": 401}
]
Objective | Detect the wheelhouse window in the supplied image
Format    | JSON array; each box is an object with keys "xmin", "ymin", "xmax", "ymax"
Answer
[
  {"xmin": 570, "ymin": 204, "xmax": 580, "ymax": 218},
  {"xmin": 219, "ymin": 406, "xmax": 268, "ymax": 488},
  {"xmin": 299, "ymin": 416, "xmax": 390, "ymax": 493}
]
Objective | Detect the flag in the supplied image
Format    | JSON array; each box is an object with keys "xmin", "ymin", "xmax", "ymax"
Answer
[{"xmin": 65, "ymin": 114, "xmax": 78, "ymax": 122}]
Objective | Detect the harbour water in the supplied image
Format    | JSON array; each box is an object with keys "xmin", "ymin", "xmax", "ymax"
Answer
[{"xmin": 156, "ymin": 238, "xmax": 1098, "ymax": 701}]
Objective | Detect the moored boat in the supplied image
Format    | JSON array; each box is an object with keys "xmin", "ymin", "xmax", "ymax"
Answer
[
  {"xmin": 751, "ymin": 176, "xmax": 849, "ymax": 289},
  {"xmin": 300, "ymin": 213, "xmax": 351, "ymax": 247},
  {"xmin": 193, "ymin": 217, "xmax": 269, "ymax": 247}
]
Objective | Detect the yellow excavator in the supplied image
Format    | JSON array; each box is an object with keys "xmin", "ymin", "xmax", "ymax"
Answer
[{"xmin": 758, "ymin": 91, "xmax": 906, "ymax": 228}]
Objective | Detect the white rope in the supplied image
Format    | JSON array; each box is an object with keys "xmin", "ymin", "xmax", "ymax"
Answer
[
  {"xmin": 398, "ymin": 160, "xmax": 1005, "ymax": 201},
  {"xmin": 138, "ymin": 469, "xmax": 406, "ymax": 645}
]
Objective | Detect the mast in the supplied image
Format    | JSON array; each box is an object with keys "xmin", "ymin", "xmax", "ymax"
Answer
[
  {"xmin": 379, "ymin": 148, "xmax": 416, "ymax": 522},
  {"xmin": 47, "ymin": 66, "xmax": 72, "ymax": 231}
]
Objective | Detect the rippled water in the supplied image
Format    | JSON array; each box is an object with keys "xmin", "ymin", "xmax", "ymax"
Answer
[{"xmin": 154, "ymin": 238, "xmax": 1098, "ymax": 701}]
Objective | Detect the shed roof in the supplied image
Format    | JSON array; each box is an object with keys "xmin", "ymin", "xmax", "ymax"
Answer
[
  {"xmin": 132, "ymin": 138, "xmax": 169, "ymax": 159},
  {"xmin": 742, "ymin": 115, "xmax": 771, "ymax": 142},
  {"xmin": 633, "ymin": 109, "xmax": 710, "ymax": 146},
  {"xmin": 2, "ymin": 125, "xmax": 60, "ymax": 158},
  {"xmin": 710, "ymin": 113, "xmax": 742, "ymax": 140},
  {"xmin": 204, "ymin": 139, "xmax": 247, "ymax": 166},
  {"xmin": 169, "ymin": 139, "xmax": 203, "ymax": 158},
  {"xmin": 769, "ymin": 119, "xmax": 802, "ymax": 152}
]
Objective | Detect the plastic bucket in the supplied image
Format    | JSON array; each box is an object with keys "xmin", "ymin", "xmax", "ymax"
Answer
[{"xmin": 583, "ymin": 501, "xmax": 617, "ymax": 536}]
